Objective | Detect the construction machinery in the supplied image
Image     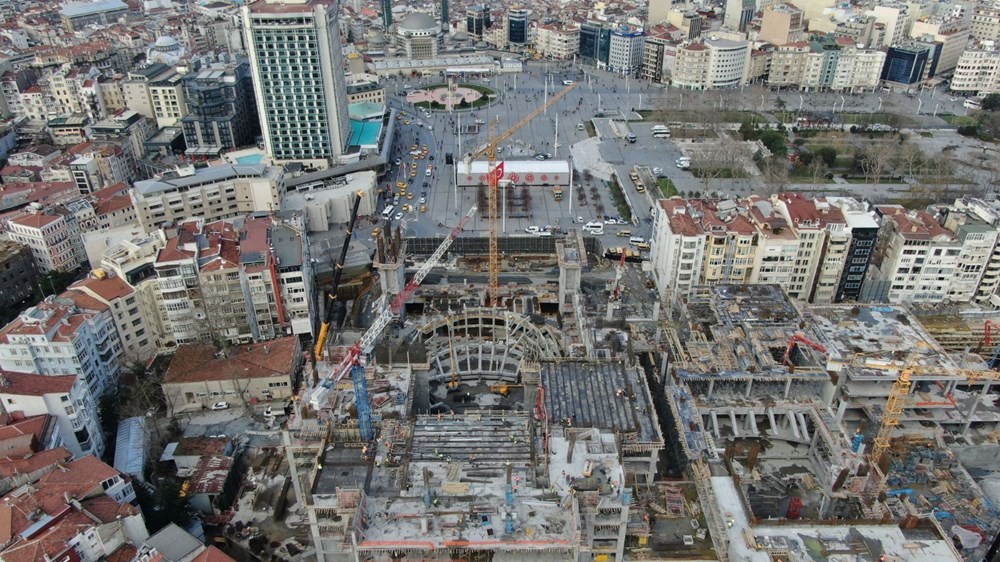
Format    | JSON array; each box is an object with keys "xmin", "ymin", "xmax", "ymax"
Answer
[
  {"xmin": 981, "ymin": 320, "xmax": 1000, "ymax": 369},
  {"xmin": 834, "ymin": 348, "xmax": 1000, "ymax": 502},
  {"xmin": 464, "ymin": 83, "xmax": 577, "ymax": 306},
  {"xmin": 490, "ymin": 384, "xmax": 524, "ymax": 397},
  {"xmin": 782, "ymin": 333, "xmax": 827, "ymax": 367},
  {"xmin": 308, "ymin": 206, "xmax": 478, "ymax": 440},
  {"xmin": 313, "ymin": 191, "xmax": 364, "ymax": 362}
]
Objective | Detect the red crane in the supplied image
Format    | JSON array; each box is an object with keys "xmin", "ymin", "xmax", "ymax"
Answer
[{"xmin": 783, "ymin": 333, "xmax": 827, "ymax": 366}]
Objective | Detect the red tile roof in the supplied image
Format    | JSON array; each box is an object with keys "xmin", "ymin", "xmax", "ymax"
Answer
[
  {"xmin": 658, "ymin": 198, "xmax": 704, "ymax": 237},
  {"xmin": 0, "ymin": 448, "xmax": 72, "ymax": 480},
  {"xmin": 192, "ymin": 546, "xmax": 237, "ymax": 562},
  {"xmin": 164, "ymin": 336, "xmax": 300, "ymax": 385},
  {"xmin": 69, "ymin": 275, "xmax": 134, "ymax": 302},
  {"xmin": 877, "ymin": 205, "xmax": 954, "ymax": 240},
  {"xmin": 8, "ymin": 211, "xmax": 61, "ymax": 229},
  {"xmin": 0, "ymin": 414, "xmax": 51, "ymax": 455},
  {"xmin": 0, "ymin": 372, "xmax": 76, "ymax": 396}
]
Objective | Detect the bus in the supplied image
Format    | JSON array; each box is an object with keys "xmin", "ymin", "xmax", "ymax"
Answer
[
  {"xmin": 583, "ymin": 222, "xmax": 604, "ymax": 235},
  {"xmin": 652, "ymin": 125, "xmax": 671, "ymax": 138},
  {"xmin": 964, "ymin": 98, "xmax": 982, "ymax": 109},
  {"xmin": 381, "ymin": 205, "xmax": 395, "ymax": 219}
]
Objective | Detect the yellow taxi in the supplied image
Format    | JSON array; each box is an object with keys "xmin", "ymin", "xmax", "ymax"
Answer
[
  {"xmin": 396, "ymin": 181, "xmax": 406, "ymax": 189},
  {"xmin": 407, "ymin": 192, "xmax": 414, "ymax": 200},
  {"xmin": 410, "ymin": 170, "xmax": 417, "ymax": 177},
  {"xmin": 401, "ymin": 111, "xmax": 408, "ymax": 116},
  {"xmin": 402, "ymin": 204, "xmax": 410, "ymax": 211},
  {"xmin": 420, "ymin": 205, "xmax": 427, "ymax": 213},
  {"xmin": 411, "ymin": 144, "xmax": 418, "ymax": 151},
  {"xmin": 372, "ymin": 227, "xmax": 381, "ymax": 237},
  {"xmin": 421, "ymin": 144, "xmax": 428, "ymax": 152}
]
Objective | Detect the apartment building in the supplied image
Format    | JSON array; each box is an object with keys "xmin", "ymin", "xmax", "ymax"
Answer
[
  {"xmin": 650, "ymin": 198, "xmax": 706, "ymax": 301},
  {"xmin": 758, "ymin": 4, "xmax": 806, "ymax": 46},
  {"xmin": 952, "ymin": 48, "xmax": 1000, "ymax": 95},
  {"xmin": 0, "ymin": 296, "xmax": 124, "ymax": 399},
  {"xmin": 767, "ymin": 36, "xmax": 885, "ymax": 92},
  {"xmin": 121, "ymin": 63, "xmax": 175, "ymax": 122},
  {"xmin": 672, "ymin": 38, "xmax": 750, "ymax": 89},
  {"xmin": 99, "ymin": 230, "xmax": 171, "ymax": 348},
  {"xmin": 89, "ymin": 110, "xmax": 155, "ymax": 174},
  {"xmin": 533, "ymin": 24, "xmax": 580, "ymax": 61},
  {"xmin": 130, "ymin": 163, "xmax": 285, "ymax": 233},
  {"xmin": 641, "ymin": 32, "xmax": 672, "ymax": 83},
  {"xmin": 67, "ymin": 273, "xmax": 154, "ymax": 362},
  {"xmin": 868, "ymin": 4, "xmax": 911, "ymax": 47},
  {"xmin": 0, "ymin": 69, "xmax": 38, "ymax": 119},
  {"xmin": 0, "ymin": 241, "xmax": 39, "ymax": 321},
  {"xmin": 909, "ymin": 16, "xmax": 971, "ymax": 75},
  {"xmin": 971, "ymin": 4, "xmax": 1000, "ymax": 44},
  {"xmin": 866, "ymin": 205, "xmax": 965, "ymax": 304},
  {"xmin": 6, "ymin": 209, "xmax": 86, "ymax": 273},
  {"xmin": 828, "ymin": 197, "xmax": 879, "ymax": 303},
  {"xmin": 243, "ymin": 215, "xmax": 315, "ymax": 336},
  {"xmin": 149, "ymin": 70, "xmax": 187, "ymax": 128},
  {"xmin": 692, "ymin": 199, "xmax": 757, "ymax": 285},
  {"xmin": 0, "ymin": 372, "xmax": 104, "ymax": 458},
  {"xmin": 772, "ymin": 194, "xmax": 849, "ymax": 303},
  {"xmin": 746, "ymin": 197, "xmax": 801, "ymax": 289}
]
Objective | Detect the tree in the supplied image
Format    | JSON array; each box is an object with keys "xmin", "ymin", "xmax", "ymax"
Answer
[
  {"xmin": 858, "ymin": 143, "xmax": 891, "ymax": 185},
  {"xmin": 760, "ymin": 156, "xmax": 790, "ymax": 195},
  {"xmin": 814, "ymin": 146, "xmax": 838, "ymax": 168},
  {"xmin": 758, "ymin": 130, "xmax": 788, "ymax": 156},
  {"xmin": 981, "ymin": 93, "xmax": 1000, "ymax": 112}
]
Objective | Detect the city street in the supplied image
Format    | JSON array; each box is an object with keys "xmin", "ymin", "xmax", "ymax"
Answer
[{"xmin": 377, "ymin": 59, "xmax": 990, "ymax": 246}]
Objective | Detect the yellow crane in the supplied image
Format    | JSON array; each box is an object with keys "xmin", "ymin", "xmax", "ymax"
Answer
[
  {"xmin": 837, "ymin": 347, "xmax": 1000, "ymax": 500},
  {"xmin": 464, "ymin": 83, "xmax": 577, "ymax": 306}
]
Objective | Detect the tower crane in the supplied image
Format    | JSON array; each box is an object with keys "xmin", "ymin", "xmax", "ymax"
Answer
[
  {"xmin": 464, "ymin": 83, "xmax": 577, "ymax": 306},
  {"xmin": 308, "ymin": 206, "xmax": 478, "ymax": 441},
  {"xmin": 832, "ymin": 348, "xmax": 1000, "ymax": 502}
]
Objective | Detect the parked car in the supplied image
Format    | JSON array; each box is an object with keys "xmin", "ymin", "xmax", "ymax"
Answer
[{"xmin": 211, "ymin": 401, "xmax": 230, "ymax": 410}]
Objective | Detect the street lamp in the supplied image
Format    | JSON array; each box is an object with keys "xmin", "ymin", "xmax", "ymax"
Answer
[{"xmin": 798, "ymin": 94, "xmax": 804, "ymax": 113}]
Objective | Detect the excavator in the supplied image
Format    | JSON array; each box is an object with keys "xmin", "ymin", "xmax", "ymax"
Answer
[{"xmin": 312, "ymin": 191, "xmax": 364, "ymax": 368}]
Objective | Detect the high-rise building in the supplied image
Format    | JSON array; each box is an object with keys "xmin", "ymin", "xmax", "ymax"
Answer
[
  {"xmin": 242, "ymin": 0, "xmax": 351, "ymax": 169},
  {"xmin": 382, "ymin": 0, "xmax": 392, "ymax": 28},
  {"xmin": 466, "ymin": 5, "xmax": 491, "ymax": 39},
  {"xmin": 608, "ymin": 26, "xmax": 646, "ymax": 75},
  {"xmin": 507, "ymin": 7, "xmax": 529, "ymax": 46},
  {"xmin": 881, "ymin": 41, "xmax": 937, "ymax": 84},
  {"xmin": 181, "ymin": 59, "xmax": 260, "ymax": 159}
]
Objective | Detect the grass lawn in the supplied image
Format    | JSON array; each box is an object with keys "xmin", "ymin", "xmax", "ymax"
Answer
[
  {"xmin": 637, "ymin": 109, "xmax": 763, "ymax": 124},
  {"xmin": 608, "ymin": 180, "xmax": 634, "ymax": 221},
  {"xmin": 658, "ymin": 178, "xmax": 678, "ymax": 197},
  {"xmin": 940, "ymin": 114, "xmax": 977, "ymax": 126}
]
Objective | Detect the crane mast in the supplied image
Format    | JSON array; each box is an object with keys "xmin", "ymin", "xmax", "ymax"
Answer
[{"xmin": 465, "ymin": 83, "xmax": 577, "ymax": 306}]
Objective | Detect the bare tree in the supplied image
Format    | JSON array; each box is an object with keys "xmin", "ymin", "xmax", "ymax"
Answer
[
  {"xmin": 809, "ymin": 157, "xmax": 829, "ymax": 190},
  {"xmin": 859, "ymin": 143, "xmax": 891, "ymax": 185},
  {"xmin": 761, "ymin": 156, "xmax": 790, "ymax": 196},
  {"xmin": 894, "ymin": 143, "xmax": 926, "ymax": 180}
]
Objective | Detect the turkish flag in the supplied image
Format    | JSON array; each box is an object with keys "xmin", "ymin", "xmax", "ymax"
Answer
[{"xmin": 493, "ymin": 161, "xmax": 505, "ymax": 181}]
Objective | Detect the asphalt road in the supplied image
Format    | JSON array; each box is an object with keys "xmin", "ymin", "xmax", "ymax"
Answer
[{"xmin": 373, "ymin": 60, "xmax": 988, "ymax": 246}]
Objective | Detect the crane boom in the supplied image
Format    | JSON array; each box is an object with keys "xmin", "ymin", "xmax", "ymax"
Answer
[{"xmin": 324, "ymin": 205, "xmax": 477, "ymax": 385}]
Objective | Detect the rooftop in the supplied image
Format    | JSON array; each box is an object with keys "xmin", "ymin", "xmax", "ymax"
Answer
[
  {"xmin": 133, "ymin": 163, "xmax": 274, "ymax": 197},
  {"xmin": 0, "ymin": 372, "xmax": 77, "ymax": 396},
  {"xmin": 60, "ymin": 0, "xmax": 128, "ymax": 17},
  {"xmin": 163, "ymin": 336, "xmax": 300, "ymax": 385}
]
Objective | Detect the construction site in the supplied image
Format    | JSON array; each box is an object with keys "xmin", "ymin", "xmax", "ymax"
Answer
[{"xmin": 249, "ymin": 85, "xmax": 1000, "ymax": 562}]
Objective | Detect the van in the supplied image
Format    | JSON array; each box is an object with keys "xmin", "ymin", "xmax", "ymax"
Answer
[
  {"xmin": 965, "ymin": 99, "xmax": 982, "ymax": 109},
  {"xmin": 676, "ymin": 157, "xmax": 691, "ymax": 170},
  {"xmin": 617, "ymin": 229, "xmax": 632, "ymax": 237},
  {"xmin": 626, "ymin": 133, "xmax": 637, "ymax": 143},
  {"xmin": 381, "ymin": 205, "xmax": 395, "ymax": 218},
  {"xmin": 525, "ymin": 226, "xmax": 540, "ymax": 234},
  {"xmin": 629, "ymin": 236, "xmax": 645, "ymax": 245},
  {"xmin": 583, "ymin": 222, "xmax": 604, "ymax": 235}
]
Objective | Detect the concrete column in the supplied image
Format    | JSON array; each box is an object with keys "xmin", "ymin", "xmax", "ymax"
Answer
[
  {"xmin": 784, "ymin": 378, "xmax": 792, "ymax": 399},
  {"xmin": 836, "ymin": 400, "xmax": 848, "ymax": 423},
  {"xmin": 729, "ymin": 410, "xmax": 740, "ymax": 437},
  {"xmin": 652, "ymin": 301, "xmax": 660, "ymax": 321},
  {"xmin": 787, "ymin": 412, "xmax": 800, "ymax": 440},
  {"xmin": 747, "ymin": 412, "xmax": 759, "ymax": 437},
  {"xmin": 711, "ymin": 411, "xmax": 721, "ymax": 439},
  {"xmin": 767, "ymin": 408, "xmax": 778, "ymax": 436},
  {"xmin": 707, "ymin": 379, "xmax": 715, "ymax": 399},
  {"xmin": 745, "ymin": 379, "xmax": 753, "ymax": 398},
  {"xmin": 797, "ymin": 412, "xmax": 810, "ymax": 442}
]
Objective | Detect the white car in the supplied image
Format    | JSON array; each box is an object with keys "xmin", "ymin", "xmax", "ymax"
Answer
[
  {"xmin": 950, "ymin": 97, "xmax": 959, "ymax": 102},
  {"xmin": 211, "ymin": 401, "xmax": 230, "ymax": 410},
  {"xmin": 525, "ymin": 226, "xmax": 540, "ymax": 234},
  {"xmin": 652, "ymin": 167, "xmax": 664, "ymax": 176},
  {"xmin": 419, "ymin": 196, "xmax": 426, "ymax": 204},
  {"xmin": 394, "ymin": 212, "xmax": 404, "ymax": 220}
]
